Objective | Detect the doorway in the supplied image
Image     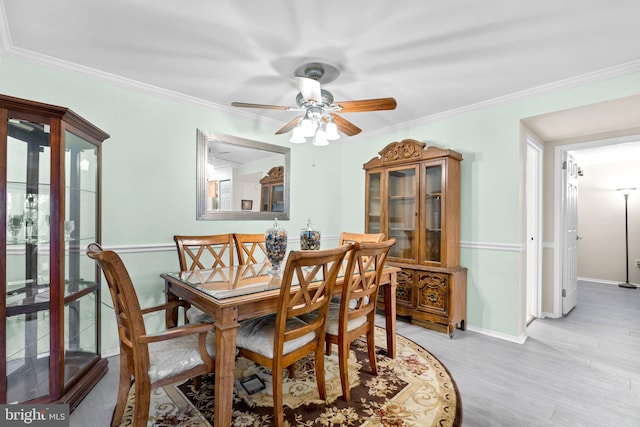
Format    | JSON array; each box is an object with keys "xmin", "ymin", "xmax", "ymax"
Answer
[{"xmin": 553, "ymin": 134, "xmax": 640, "ymax": 317}]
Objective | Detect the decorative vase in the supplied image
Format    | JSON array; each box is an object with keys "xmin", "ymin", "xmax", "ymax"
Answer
[
  {"xmin": 300, "ymin": 218, "xmax": 321, "ymax": 250},
  {"xmin": 265, "ymin": 219, "xmax": 287, "ymax": 273},
  {"xmin": 24, "ymin": 194, "xmax": 38, "ymax": 244},
  {"xmin": 7, "ymin": 214, "xmax": 24, "ymax": 243}
]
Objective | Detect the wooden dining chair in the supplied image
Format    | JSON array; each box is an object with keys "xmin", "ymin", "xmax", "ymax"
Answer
[
  {"xmin": 235, "ymin": 244, "xmax": 351, "ymax": 427},
  {"xmin": 174, "ymin": 233, "xmax": 235, "ymax": 270},
  {"xmin": 324, "ymin": 238, "xmax": 395, "ymax": 401},
  {"xmin": 173, "ymin": 234, "xmax": 234, "ymax": 323},
  {"xmin": 338, "ymin": 231, "xmax": 385, "ymax": 245},
  {"xmin": 233, "ymin": 233, "xmax": 268, "ymax": 264},
  {"xmin": 87, "ymin": 243, "xmax": 215, "ymax": 427}
]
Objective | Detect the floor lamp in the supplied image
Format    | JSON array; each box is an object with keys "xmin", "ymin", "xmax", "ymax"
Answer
[{"xmin": 618, "ymin": 188, "xmax": 637, "ymax": 289}]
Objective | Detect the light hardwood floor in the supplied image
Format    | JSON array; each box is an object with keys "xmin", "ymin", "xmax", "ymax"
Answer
[{"xmin": 70, "ymin": 281, "xmax": 640, "ymax": 426}]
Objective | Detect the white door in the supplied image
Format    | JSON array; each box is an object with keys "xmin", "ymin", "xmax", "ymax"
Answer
[
  {"xmin": 562, "ymin": 151, "xmax": 579, "ymax": 315},
  {"xmin": 526, "ymin": 139, "xmax": 542, "ymax": 322},
  {"xmin": 219, "ymin": 179, "xmax": 232, "ymax": 211}
]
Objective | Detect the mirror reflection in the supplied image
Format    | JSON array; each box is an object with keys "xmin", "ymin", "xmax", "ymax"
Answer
[{"xmin": 197, "ymin": 130, "xmax": 290, "ymax": 220}]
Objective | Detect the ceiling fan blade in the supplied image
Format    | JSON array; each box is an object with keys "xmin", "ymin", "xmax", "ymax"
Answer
[
  {"xmin": 275, "ymin": 115, "xmax": 303, "ymax": 135},
  {"xmin": 231, "ymin": 102, "xmax": 291, "ymax": 110},
  {"xmin": 296, "ymin": 77, "xmax": 321, "ymax": 102},
  {"xmin": 332, "ymin": 114, "xmax": 362, "ymax": 136},
  {"xmin": 335, "ymin": 97, "xmax": 397, "ymax": 113}
]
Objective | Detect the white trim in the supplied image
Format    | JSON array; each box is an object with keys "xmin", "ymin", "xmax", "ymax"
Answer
[
  {"xmin": 102, "ymin": 243, "xmax": 176, "ymax": 253},
  {"xmin": 100, "ymin": 239, "xmax": 525, "ymax": 254},
  {"xmin": 0, "ymin": 1, "xmax": 11, "ymax": 54},
  {"xmin": 526, "ymin": 134, "xmax": 544, "ymax": 321},
  {"xmin": 2, "ymin": 45, "xmax": 283, "ymax": 126},
  {"xmin": 460, "ymin": 241, "xmax": 524, "ymax": 252},
  {"xmin": 466, "ymin": 325, "xmax": 527, "ymax": 344},
  {"xmin": 578, "ymin": 276, "xmax": 638, "ymax": 286},
  {"xmin": 553, "ymin": 145, "xmax": 564, "ymax": 318},
  {"xmin": 352, "ymin": 59, "xmax": 640, "ymax": 141}
]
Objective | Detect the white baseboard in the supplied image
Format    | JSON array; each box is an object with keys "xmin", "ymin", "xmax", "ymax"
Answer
[
  {"xmin": 465, "ymin": 324, "xmax": 527, "ymax": 344},
  {"xmin": 578, "ymin": 277, "xmax": 638, "ymax": 286}
]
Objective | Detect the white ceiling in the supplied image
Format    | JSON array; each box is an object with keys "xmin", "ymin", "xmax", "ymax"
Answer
[
  {"xmin": 2, "ymin": 0, "xmax": 640, "ymax": 142},
  {"xmin": 572, "ymin": 142, "xmax": 640, "ymax": 165}
]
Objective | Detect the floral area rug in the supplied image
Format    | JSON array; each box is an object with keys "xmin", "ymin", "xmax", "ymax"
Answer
[{"xmin": 120, "ymin": 327, "xmax": 461, "ymax": 426}]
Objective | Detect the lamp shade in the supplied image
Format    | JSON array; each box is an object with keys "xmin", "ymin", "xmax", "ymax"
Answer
[
  {"xmin": 325, "ymin": 121, "xmax": 340, "ymax": 140},
  {"xmin": 301, "ymin": 118, "xmax": 315, "ymax": 137},
  {"xmin": 313, "ymin": 129, "xmax": 329, "ymax": 146},
  {"xmin": 290, "ymin": 126, "xmax": 306, "ymax": 144}
]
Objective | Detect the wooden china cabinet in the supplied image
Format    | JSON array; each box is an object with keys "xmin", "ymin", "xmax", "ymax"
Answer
[
  {"xmin": 0, "ymin": 94, "xmax": 109, "ymax": 409},
  {"xmin": 260, "ymin": 166, "xmax": 284, "ymax": 212},
  {"xmin": 364, "ymin": 139, "xmax": 467, "ymax": 337}
]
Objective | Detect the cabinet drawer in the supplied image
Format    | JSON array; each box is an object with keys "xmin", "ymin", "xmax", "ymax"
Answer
[{"xmin": 416, "ymin": 271, "xmax": 449, "ymax": 317}]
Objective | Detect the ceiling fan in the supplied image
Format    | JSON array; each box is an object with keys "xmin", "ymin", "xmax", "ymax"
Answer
[{"xmin": 231, "ymin": 62, "xmax": 397, "ymax": 145}]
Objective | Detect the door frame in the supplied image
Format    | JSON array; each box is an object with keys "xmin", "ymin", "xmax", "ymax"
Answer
[
  {"xmin": 525, "ymin": 135, "xmax": 543, "ymax": 322},
  {"xmin": 553, "ymin": 134, "xmax": 640, "ymax": 317}
]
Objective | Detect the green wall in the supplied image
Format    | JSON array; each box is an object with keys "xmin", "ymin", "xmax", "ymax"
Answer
[
  {"xmin": 339, "ymin": 73, "xmax": 640, "ymax": 338},
  {"xmin": 2, "ymin": 55, "xmax": 640, "ymax": 351}
]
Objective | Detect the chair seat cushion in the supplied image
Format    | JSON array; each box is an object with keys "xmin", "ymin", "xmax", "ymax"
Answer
[
  {"xmin": 187, "ymin": 306, "xmax": 214, "ymax": 323},
  {"xmin": 147, "ymin": 330, "xmax": 215, "ymax": 383},
  {"xmin": 300, "ymin": 302, "xmax": 368, "ymax": 336},
  {"xmin": 331, "ymin": 296, "xmax": 369, "ymax": 310},
  {"xmin": 236, "ymin": 314, "xmax": 316, "ymax": 359}
]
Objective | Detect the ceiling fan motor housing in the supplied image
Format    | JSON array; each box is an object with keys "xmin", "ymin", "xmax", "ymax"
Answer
[{"xmin": 296, "ymin": 89, "xmax": 335, "ymax": 109}]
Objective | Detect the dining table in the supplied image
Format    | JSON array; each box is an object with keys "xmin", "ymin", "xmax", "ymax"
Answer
[{"xmin": 161, "ymin": 260, "xmax": 399, "ymax": 427}]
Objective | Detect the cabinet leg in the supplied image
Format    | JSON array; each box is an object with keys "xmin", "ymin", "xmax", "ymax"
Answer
[{"xmin": 448, "ymin": 323, "xmax": 455, "ymax": 339}]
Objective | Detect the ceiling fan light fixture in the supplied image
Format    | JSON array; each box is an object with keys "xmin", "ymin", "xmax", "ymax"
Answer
[
  {"xmin": 325, "ymin": 120, "xmax": 340, "ymax": 140},
  {"xmin": 313, "ymin": 129, "xmax": 329, "ymax": 146},
  {"xmin": 301, "ymin": 117, "xmax": 315, "ymax": 137},
  {"xmin": 290, "ymin": 126, "xmax": 306, "ymax": 144}
]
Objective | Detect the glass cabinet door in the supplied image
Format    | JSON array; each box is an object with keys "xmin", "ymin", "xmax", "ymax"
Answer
[
  {"xmin": 386, "ymin": 166, "xmax": 419, "ymax": 260},
  {"xmin": 5, "ymin": 118, "xmax": 52, "ymax": 403},
  {"xmin": 423, "ymin": 162, "xmax": 443, "ymax": 264},
  {"xmin": 366, "ymin": 172, "xmax": 381, "ymax": 234},
  {"xmin": 272, "ymin": 184, "xmax": 284, "ymax": 212},
  {"xmin": 3, "ymin": 120, "xmax": 101, "ymax": 403},
  {"xmin": 63, "ymin": 130, "xmax": 100, "ymax": 388}
]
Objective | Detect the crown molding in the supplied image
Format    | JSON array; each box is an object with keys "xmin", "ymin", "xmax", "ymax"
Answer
[
  {"xmin": 0, "ymin": 1, "xmax": 11, "ymax": 54},
  {"xmin": 361, "ymin": 59, "xmax": 640, "ymax": 140}
]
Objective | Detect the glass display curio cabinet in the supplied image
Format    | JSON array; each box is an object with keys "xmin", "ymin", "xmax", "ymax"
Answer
[
  {"xmin": 0, "ymin": 94, "xmax": 109, "ymax": 409},
  {"xmin": 364, "ymin": 139, "xmax": 467, "ymax": 337}
]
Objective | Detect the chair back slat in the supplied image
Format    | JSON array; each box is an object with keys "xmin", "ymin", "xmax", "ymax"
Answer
[
  {"xmin": 341, "ymin": 239, "xmax": 396, "ymax": 324},
  {"xmin": 338, "ymin": 231, "xmax": 385, "ymax": 245},
  {"xmin": 174, "ymin": 234, "xmax": 234, "ymax": 270},
  {"xmin": 233, "ymin": 233, "xmax": 268, "ymax": 264},
  {"xmin": 276, "ymin": 245, "xmax": 351, "ymax": 350}
]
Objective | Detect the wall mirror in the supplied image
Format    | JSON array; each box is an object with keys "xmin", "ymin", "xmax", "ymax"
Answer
[{"xmin": 197, "ymin": 130, "xmax": 290, "ymax": 220}]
